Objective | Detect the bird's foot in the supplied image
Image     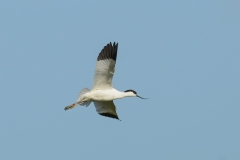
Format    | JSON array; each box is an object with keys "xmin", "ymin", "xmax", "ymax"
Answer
[{"xmin": 64, "ymin": 103, "xmax": 76, "ymax": 111}]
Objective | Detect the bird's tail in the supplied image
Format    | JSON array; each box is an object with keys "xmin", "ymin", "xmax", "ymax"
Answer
[
  {"xmin": 64, "ymin": 88, "xmax": 91, "ymax": 111},
  {"xmin": 77, "ymin": 88, "xmax": 91, "ymax": 107}
]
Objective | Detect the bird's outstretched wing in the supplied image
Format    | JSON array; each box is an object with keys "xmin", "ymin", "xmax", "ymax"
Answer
[
  {"xmin": 93, "ymin": 101, "xmax": 120, "ymax": 120},
  {"xmin": 92, "ymin": 42, "xmax": 118, "ymax": 90}
]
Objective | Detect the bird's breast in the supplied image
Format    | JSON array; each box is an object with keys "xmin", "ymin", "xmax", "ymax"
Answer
[{"xmin": 90, "ymin": 89, "xmax": 116, "ymax": 101}]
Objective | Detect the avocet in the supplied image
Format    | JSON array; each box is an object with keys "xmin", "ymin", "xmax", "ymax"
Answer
[{"xmin": 65, "ymin": 42, "xmax": 147, "ymax": 120}]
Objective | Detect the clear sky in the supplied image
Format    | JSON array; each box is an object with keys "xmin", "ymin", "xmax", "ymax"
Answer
[{"xmin": 1, "ymin": 1, "xmax": 240, "ymax": 160}]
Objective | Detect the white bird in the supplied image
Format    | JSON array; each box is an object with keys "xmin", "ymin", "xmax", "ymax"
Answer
[{"xmin": 65, "ymin": 42, "xmax": 147, "ymax": 120}]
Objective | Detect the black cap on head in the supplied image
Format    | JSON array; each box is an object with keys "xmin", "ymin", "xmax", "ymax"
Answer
[
  {"xmin": 124, "ymin": 89, "xmax": 137, "ymax": 95},
  {"xmin": 124, "ymin": 89, "xmax": 148, "ymax": 99}
]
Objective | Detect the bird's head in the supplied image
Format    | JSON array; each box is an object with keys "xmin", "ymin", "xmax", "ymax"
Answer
[{"xmin": 124, "ymin": 89, "xmax": 148, "ymax": 99}]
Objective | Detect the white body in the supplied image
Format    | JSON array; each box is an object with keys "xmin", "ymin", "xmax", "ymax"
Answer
[
  {"xmin": 65, "ymin": 42, "xmax": 145, "ymax": 120},
  {"xmin": 78, "ymin": 89, "xmax": 135, "ymax": 102}
]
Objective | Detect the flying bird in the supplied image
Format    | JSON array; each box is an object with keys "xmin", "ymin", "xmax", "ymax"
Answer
[{"xmin": 64, "ymin": 42, "xmax": 147, "ymax": 120}]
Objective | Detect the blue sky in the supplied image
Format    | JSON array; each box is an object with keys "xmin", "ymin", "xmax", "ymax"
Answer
[{"xmin": 1, "ymin": 1, "xmax": 240, "ymax": 160}]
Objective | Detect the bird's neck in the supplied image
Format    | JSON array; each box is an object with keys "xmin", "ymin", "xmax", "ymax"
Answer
[{"xmin": 113, "ymin": 90, "xmax": 134, "ymax": 99}]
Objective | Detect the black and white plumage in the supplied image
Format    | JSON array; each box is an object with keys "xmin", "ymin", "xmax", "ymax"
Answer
[{"xmin": 64, "ymin": 42, "xmax": 147, "ymax": 120}]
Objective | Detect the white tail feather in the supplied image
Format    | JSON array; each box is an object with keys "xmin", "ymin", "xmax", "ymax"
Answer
[
  {"xmin": 81, "ymin": 101, "xmax": 91, "ymax": 107},
  {"xmin": 77, "ymin": 88, "xmax": 91, "ymax": 107},
  {"xmin": 78, "ymin": 88, "xmax": 90, "ymax": 97}
]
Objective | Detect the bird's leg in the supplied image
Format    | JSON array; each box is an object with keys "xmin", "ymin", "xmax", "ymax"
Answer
[
  {"xmin": 76, "ymin": 99, "xmax": 87, "ymax": 106},
  {"xmin": 64, "ymin": 103, "xmax": 76, "ymax": 111}
]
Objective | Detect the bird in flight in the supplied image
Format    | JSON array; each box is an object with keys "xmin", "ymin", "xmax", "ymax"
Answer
[{"xmin": 64, "ymin": 42, "xmax": 147, "ymax": 120}]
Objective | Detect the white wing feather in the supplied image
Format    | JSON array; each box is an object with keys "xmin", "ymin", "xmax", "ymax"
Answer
[
  {"xmin": 94, "ymin": 101, "xmax": 119, "ymax": 120},
  {"xmin": 92, "ymin": 42, "xmax": 118, "ymax": 89},
  {"xmin": 92, "ymin": 59, "xmax": 116, "ymax": 89}
]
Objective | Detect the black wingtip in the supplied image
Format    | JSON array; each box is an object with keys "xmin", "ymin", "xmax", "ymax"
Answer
[
  {"xmin": 99, "ymin": 113, "xmax": 120, "ymax": 120},
  {"xmin": 97, "ymin": 42, "xmax": 118, "ymax": 61}
]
